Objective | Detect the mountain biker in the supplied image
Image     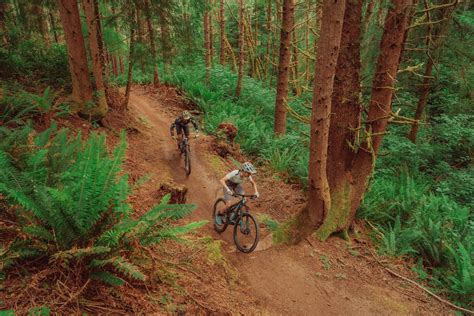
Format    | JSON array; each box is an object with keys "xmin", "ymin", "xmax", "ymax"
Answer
[
  {"xmin": 216, "ymin": 162, "xmax": 260, "ymax": 224},
  {"xmin": 170, "ymin": 110, "xmax": 199, "ymax": 151}
]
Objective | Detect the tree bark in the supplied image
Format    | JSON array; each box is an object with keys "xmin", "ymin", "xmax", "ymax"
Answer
[
  {"xmin": 235, "ymin": 0, "xmax": 245, "ymax": 98},
  {"xmin": 0, "ymin": 1, "xmax": 9, "ymax": 45},
  {"xmin": 408, "ymin": 57, "xmax": 434, "ymax": 143},
  {"xmin": 264, "ymin": 0, "xmax": 272, "ymax": 81},
  {"xmin": 209, "ymin": 0, "xmax": 214, "ymax": 64},
  {"xmin": 119, "ymin": 56, "xmax": 125, "ymax": 74},
  {"xmin": 82, "ymin": 0, "xmax": 107, "ymax": 115},
  {"xmin": 274, "ymin": 0, "xmax": 295, "ymax": 135},
  {"xmin": 57, "ymin": 0, "xmax": 103, "ymax": 119},
  {"xmin": 48, "ymin": 8, "xmax": 59, "ymax": 43},
  {"xmin": 144, "ymin": 0, "xmax": 160, "ymax": 87},
  {"xmin": 204, "ymin": 4, "xmax": 211, "ymax": 83},
  {"xmin": 124, "ymin": 12, "xmax": 136, "ymax": 108},
  {"xmin": 350, "ymin": 0, "xmax": 412, "ymax": 221},
  {"xmin": 289, "ymin": 0, "xmax": 347, "ymax": 243},
  {"xmin": 219, "ymin": 0, "xmax": 225, "ymax": 65},
  {"xmin": 158, "ymin": 2, "xmax": 172, "ymax": 74},
  {"xmin": 408, "ymin": 3, "xmax": 457, "ymax": 143},
  {"xmin": 33, "ymin": 4, "xmax": 50, "ymax": 45},
  {"xmin": 112, "ymin": 55, "xmax": 118, "ymax": 76},
  {"xmin": 316, "ymin": 0, "xmax": 363, "ymax": 240}
]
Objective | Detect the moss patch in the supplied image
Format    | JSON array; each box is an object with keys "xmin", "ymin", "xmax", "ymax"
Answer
[{"xmin": 315, "ymin": 182, "xmax": 352, "ymax": 241}]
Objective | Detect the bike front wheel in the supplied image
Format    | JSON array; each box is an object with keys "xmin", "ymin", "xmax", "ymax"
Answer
[
  {"xmin": 233, "ymin": 213, "xmax": 259, "ymax": 253},
  {"xmin": 184, "ymin": 145, "xmax": 191, "ymax": 176},
  {"xmin": 213, "ymin": 198, "xmax": 228, "ymax": 233}
]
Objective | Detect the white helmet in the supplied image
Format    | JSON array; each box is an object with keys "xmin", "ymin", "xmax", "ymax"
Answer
[{"xmin": 241, "ymin": 162, "xmax": 257, "ymax": 174}]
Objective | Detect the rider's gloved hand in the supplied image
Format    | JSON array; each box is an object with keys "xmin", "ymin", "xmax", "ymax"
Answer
[
  {"xmin": 254, "ymin": 192, "xmax": 260, "ymax": 198},
  {"xmin": 171, "ymin": 135, "xmax": 176, "ymax": 140},
  {"xmin": 226, "ymin": 189, "xmax": 233, "ymax": 196}
]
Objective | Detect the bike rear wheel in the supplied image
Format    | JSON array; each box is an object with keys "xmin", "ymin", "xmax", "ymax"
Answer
[
  {"xmin": 213, "ymin": 198, "xmax": 228, "ymax": 233},
  {"xmin": 233, "ymin": 213, "xmax": 259, "ymax": 253},
  {"xmin": 184, "ymin": 145, "xmax": 191, "ymax": 176}
]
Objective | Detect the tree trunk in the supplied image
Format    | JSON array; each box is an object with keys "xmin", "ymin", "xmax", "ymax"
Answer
[
  {"xmin": 33, "ymin": 4, "xmax": 50, "ymax": 45},
  {"xmin": 144, "ymin": 0, "xmax": 160, "ymax": 87},
  {"xmin": 315, "ymin": 0, "xmax": 363, "ymax": 240},
  {"xmin": 204, "ymin": 4, "xmax": 211, "ymax": 83},
  {"xmin": 93, "ymin": 0, "xmax": 106, "ymax": 85},
  {"xmin": 0, "ymin": 1, "xmax": 9, "ymax": 45},
  {"xmin": 57, "ymin": 0, "xmax": 103, "ymax": 119},
  {"xmin": 119, "ymin": 56, "xmax": 125, "ymax": 74},
  {"xmin": 82, "ymin": 0, "xmax": 107, "ymax": 115},
  {"xmin": 408, "ymin": 57, "xmax": 434, "ymax": 143},
  {"xmin": 209, "ymin": 0, "xmax": 214, "ymax": 64},
  {"xmin": 235, "ymin": 0, "xmax": 245, "ymax": 98},
  {"xmin": 264, "ymin": 0, "xmax": 272, "ymax": 81},
  {"xmin": 289, "ymin": 0, "xmax": 347, "ymax": 243},
  {"xmin": 48, "ymin": 8, "xmax": 59, "ymax": 43},
  {"xmin": 408, "ymin": 3, "xmax": 456, "ymax": 143},
  {"xmin": 158, "ymin": 3, "xmax": 172, "ymax": 74},
  {"xmin": 124, "ymin": 13, "xmax": 136, "ymax": 108},
  {"xmin": 350, "ymin": 0, "xmax": 412, "ymax": 222},
  {"xmin": 219, "ymin": 0, "xmax": 225, "ymax": 65},
  {"xmin": 292, "ymin": 30, "xmax": 300, "ymax": 96},
  {"xmin": 82, "ymin": 0, "xmax": 105, "ymax": 92},
  {"xmin": 112, "ymin": 55, "xmax": 118, "ymax": 76},
  {"xmin": 274, "ymin": 0, "xmax": 295, "ymax": 135}
]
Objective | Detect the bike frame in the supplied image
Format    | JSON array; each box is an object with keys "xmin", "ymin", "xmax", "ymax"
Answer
[{"xmin": 227, "ymin": 194, "xmax": 254, "ymax": 223}]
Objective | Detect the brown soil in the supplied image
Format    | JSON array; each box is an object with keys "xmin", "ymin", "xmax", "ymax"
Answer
[{"xmin": 124, "ymin": 85, "xmax": 451, "ymax": 315}]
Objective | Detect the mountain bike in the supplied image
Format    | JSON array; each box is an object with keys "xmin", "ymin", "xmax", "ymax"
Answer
[
  {"xmin": 178, "ymin": 136, "xmax": 192, "ymax": 176},
  {"xmin": 212, "ymin": 193, "xmax": 259, "ymax": 253}
]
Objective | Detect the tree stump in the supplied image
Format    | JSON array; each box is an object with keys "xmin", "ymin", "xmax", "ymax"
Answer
[
  {"xmin": 160, "ymin": 180, "xmax": 188, "ymax": 204},
  {"xmin": 214, "ymin": 122, "xmax": 241, "ymax": 158}
]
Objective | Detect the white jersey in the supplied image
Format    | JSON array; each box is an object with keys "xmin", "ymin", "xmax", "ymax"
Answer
[{"xmin": 225, "ymin": 170, "xmax": 253, "ymax": 185}]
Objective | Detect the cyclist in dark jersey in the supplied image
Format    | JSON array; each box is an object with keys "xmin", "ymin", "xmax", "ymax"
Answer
[{"xmin": 170, "ymin": 111, "xmax": 199, "ymax": 151}]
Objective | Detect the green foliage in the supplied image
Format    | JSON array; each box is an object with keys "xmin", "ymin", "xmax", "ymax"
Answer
[
  {"xmin": 0, "ymin": 40, "xmax": 69, "ymax": 87},
  {"xmin": 0, "ymin": 85, "xmax": 58, "ymax": 126},
  {"xmin": 0, "ymin": 127, "xmax": 205, "ymax": 285},
  {"xmin": 360, "ymin": 174, "xmax": 473, "ymax": 305}
]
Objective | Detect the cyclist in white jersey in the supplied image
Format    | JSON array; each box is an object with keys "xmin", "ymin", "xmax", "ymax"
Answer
[{"xmin": 216, "ymin": 162, "xmax": 259, "ymax": 223}]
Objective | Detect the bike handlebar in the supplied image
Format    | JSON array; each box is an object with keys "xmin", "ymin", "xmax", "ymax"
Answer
[{"xmin": 233, "ymin": 193, "xmax": 258, "ymax": 199}]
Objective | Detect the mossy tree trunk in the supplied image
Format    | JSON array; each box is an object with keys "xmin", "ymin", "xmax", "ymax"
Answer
[
  {"xmin": 288, "ymin": 0, "xmax": 347, "ymax": 243},
  {"xmin": 315, "ymin": 0, "xmax": 363, "ymax": 241},
  {"xmin": 287, "ymin": 0, "xmax": 412, "ymax": 244},
  {"xmin": 348, "ymin": 0, "xmax": 413, "ymax": 232}
]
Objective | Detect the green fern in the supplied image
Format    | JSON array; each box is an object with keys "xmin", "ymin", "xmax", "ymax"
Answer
[{"xmin": 1, "ymin": 127, "xmax": 201, "ymax": 287}]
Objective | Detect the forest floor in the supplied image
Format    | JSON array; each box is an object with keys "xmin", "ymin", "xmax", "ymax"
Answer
[
  {"xmin": 117, "ymin": 85, "xmax": 451, "ymax": 315},
  {"xmin": 2, "ymin": 84, "xmax": 453, "ymax": 315}
]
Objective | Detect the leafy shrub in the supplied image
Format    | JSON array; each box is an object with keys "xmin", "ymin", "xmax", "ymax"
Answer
[
  {"xmin": 0, "ymin": 126, "xmax": 204, "ymax": 285},
  {"xmin": 0, "ymin": 40, "xmax": 69, "ymax": 87},
  {"xmin": 360, "ymin": 174, "xmax": 473, "ymax": 306},
  {"xmin": 0, "ymin": 86, "xmax": 56, "ymax": 126}
]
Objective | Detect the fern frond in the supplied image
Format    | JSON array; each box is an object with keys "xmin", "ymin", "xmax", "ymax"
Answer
[
  {"xmin": 90, "ymin": 271, "xmax": 125, "ymax": 286},
  {"xmin": 90, "ymin": 256, "xmax": 145, "ymax": 281},
  {"xmin": 51, "ymin": 246, "xmax": 111, "ymax": 263}
]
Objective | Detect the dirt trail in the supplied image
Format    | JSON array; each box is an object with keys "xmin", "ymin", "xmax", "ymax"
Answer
[{"xmin": 128, "ymin": 87, "xmax": 448, "ymax": 315}]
